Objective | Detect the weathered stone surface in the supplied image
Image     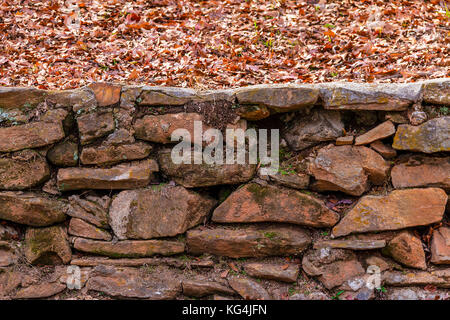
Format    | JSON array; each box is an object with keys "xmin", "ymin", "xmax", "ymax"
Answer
[
  {"xmin": 88, "ymin": 83, "xmax": 121, "ymax": 107},
  {"xmin": 383, "ymin": 231, "xmax": 427, "ymax": 270},
  {"xmin": 81, "ymin": 141, "xmax": 152, "ymax": 166},
  {"xmin": 0, "ymin": 121, "xmax": 65, "ymax": 152},
  {"xmin": 244, "ymin": 263, "xmax": 299, "ymax": 283},
  {"xmin": 387, "ymin": 287, "xmax": 450, "ymax": 300},
  {"xmin": 104, "ymin": 129, "xmax": 135, "ymax": 145},
  {"xmin": 423, "ymin": 78, "xmax": 450, "ymax": 105},
  {"xmin": 236, "ymin": 105, "xmax": 271, "ymax": 120},
  {"xmin": 25, "ymin": 225, "xmax": 71, "ymax": 265},
  {"xmin": 0, "ymin": 192, "xmax": 67, "ymax": 226},
  {"xmin": 392, "ymin": 117, "xmax": 450, "ymax": 153},
  {"xmin": 67, "ymin": 195, "xmax": 110, "ymax": 228},
  {"xmin": 68, "ymin": 218, "xmax": 112, "ymax": 241},
  {"xmin": 47, "ymin": 140, "xmax": 79, "ymax": 167},
  {"xmin": 0, "ymin": 150, "xmax": 50, "ymax": 190},
  {"xmin": 187, "ymin": 225, "xmax": 311, "ymax": 258},
  {"xmin": 314, "ymin": 240, "xmax": 386, "ymax": 250},
  {"xmin": 263, "ymin": 171, "xmax": 310, "ymax": 190},
  {"xmin": 14, "ymin": 282, "xmax": 66, "ymax": 299},
  {"xmin": 302, "ymin": 248, "xmax": 365, "ymax": 289},
  {"xmin": 87, "ymin": 266, "xmax": 181, "ymax": 299},
  {"xmin": 228, "ymin": 276, "xmax": 271, "ymax": 300},
  {"xmin": 0, "ymin": 87, "xmax": 46, "ymax": 109},
  {"xmin": 57, "ymin": 159, "xmax": 158, "ymax": 191},
  {"xmin": 47, "ymin": 87, "xmax": 96, "ymax": 111},
  {"xmin": 431, "ymin": 227, "xmax": 450, "ymax": 265},
  {"xmin": 0, "ymin": 242, "xmax": 17, "ymax": 267},
  {"xmin": 354, "ymin": 121, "xmax": 396, "ymax": 145},
  {"xmin": 158, "ymin": 149, "xmax": 257, "ymax": 187},
  {"xmin": 0, "ymin": 224, "xmax": 19, "ymax": 240},
  {"xmin": 71, "ymin": 256, "xmax": 214, "ymax": 269},
  {"xmin": 383, "ymin": 269, "xmax": 450, "ymax": 288},
  {"xmin": 332, "ymin": 188, "xmax": 447, "ymax": 237},
  {"xmin": 182, "ymin": 279, "xmax": 235, "ymax": 297},
  {"xmin": 138, "ymin": 87, "xmax": 198, "ymax": 106},
  {"xmin": 370, "ymin": 140, "xmax": 397, "ymax": 158},
  {"xmin": 365, "ymin": 255, "xmax": 399, "ymax": 272},
  {"xmin": 134, "ymin": 113, "xmax": 206, "ymax": 144},
  {"xmin": 73, "ymin": 237, "xmax": 185, "ymax": 258},
  {"xmin": 77, "ymin": 111, "xmax": 115, "ymax": 145},
  {"xmin": 290, "ymin": 292, "xmax": 329, "ymax": 300},
  {"xmin": 212, "ymin": 183, "xmax": 340, "ymax": 228},
  {"xmin": 309, "ymin": 145, "xmax": 389, "ymax": 196},
  {"xmin": 336, "ymin": 136, "xmax": 354, "ymax": 145},
  {"xmin": 109, "ymin": 186, "xmax": 216, "ymax": 239},
  {"xmin": 320, "ymin": 82, "xmax": 421, "ymax": 110},
  {"xmin": 235, "ymin": 84, "xmax": 318, "ymax": 112},
  {"xmin": 391, "ymin": 157, "xmax": 450, "ymax": 190},
  {"xmin": 283, "ymin": 109, "xmax": 344, "ymax": 150}
]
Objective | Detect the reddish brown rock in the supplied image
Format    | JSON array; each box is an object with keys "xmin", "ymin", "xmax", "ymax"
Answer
[
  {"xmin": 332, "ymin": 188, "xmax": 447, "ymax": 237},
  {"xmin": 57, "ymin": 159, "xmax": 158, "ymax": 191},
  {"xmin": 81, "ymin": 141, "xmax": 152, "ymax": 166},
  {"xmin": 73, "ymin": 237, "xmax": 185, "ymax": 258},
  {"xmin": 383, "ymin": 231, "xmax": 427, "ymax": 270},
  {"xmin": 158, "ymin": 149, "xmax": 256, "ymax": 187},
  {"xmin": 14, "ymin": 282, "xmax": 66, "ymax": 299},
  {"xmin": 262, "ymin": 171, "xmax": 310, "ymax": 190},
  {"xmin": 423, "ymin": 78, "xmax": 450, "ymax": 106},
  {"xmin": 182, "ymin": 279, "xmax": 235, "ymax": 297},
  {"xmin": 109, "ymin": 186, "xmax": 216, "ymax": 239},
  {"xmin": 138, "ymin": 87, "xmax": 198, "ymax": 106},
  {"xmin": 309, "ymin": 144, "xmax": 390, "ymax": 196},
  {"xmin": 77, "ymin": 111, "xmax": 115, "ymax": 145},
  {"xmin": 244, "ymin": 263, "xmax": 299, "ymax": 283},
  {"xmin": 431, "ymin": 227, "xmax": 450, "ymax": 265},
  {"xmin": 391, "ymin": 157, "xmax": 450, "ymax": 190},
  {"xmin": 68, "ymin": 218, "xmax": 112, "ymax": 241},
  {"xmin": 87, "ymin": 266, "xmax": 181, "ymax": 299},
  {"xmin": 0, "ymin": 150, "xmax": 50, "ymax": 190},
  {"xmin": 187, "ymin": 225, "xmax": 311, "ymax": 258},
  {"xmin": 212, "ymin": 183, "xmax": 339, "ymax": 228},
  {"xmin": 355, "ymin": 121, "xmax": 396, "ymax": 145},
  {"xmin": 0, "ymin": 121, "xmax": 65, "ymax": 152},
  {"xmin": 236, "ymin": 105, "xmax": 270, "ymax": 120},
  {"xmin": 336, "ymin": 136, "xmax": 354, "ymax": 145},
  {"xmin": 67, "ymin": 195, "xmax": 110, "ymax": 228},
  {"xmin": 392, "ymin": 117, "xmax": 450, "ymax": 153},
  {"xmin": 228, "ymin": 276, "xmax": 271, "ymax": 300},
  {"xmin": 370, "ymin": 140, "xmax": 397, "ymax": 158},
  {"xmin": 0, "ymin": 192, "xmax": 67, "ymax": 226},
  {"xmin": 314, "ymin": 240, "xmax": 386, "ymax": 250},
  {"xmin": 0, "ymin": 242, "xmax": 17, "ymax": 267},
  {"xmin": 47, "ymin": 140, "xmax": 79, "ymax": 167},
  {"xmin": 0, "ymin": 87, "xmax": 46, "ymax": 109},
  {"xmin": 88, "ymin": 83, "xmax": 121, "ymax": 107},
  {"xmin": 383, "ymin": 269, "xmax": 450, "ymax": 288},
  {"xmin": 25, "ymin": 225, "xmax": 72, "ymax": 265}
]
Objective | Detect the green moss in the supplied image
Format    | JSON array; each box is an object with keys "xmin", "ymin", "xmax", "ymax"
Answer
[{"xmin": 247, "ymin": 183, "xmax": 270, "ymax": 204}]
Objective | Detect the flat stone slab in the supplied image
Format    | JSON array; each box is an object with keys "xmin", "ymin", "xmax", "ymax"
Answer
[
  {"xmin": 77, "ymin": 111, "xmax": 115, "ymax": 145},
  {"xmin": 0, "ymin": 121, "xmax": 65, "ymax": 152},
  {"xmin": 80, "ymin": 141, "xmax": 152, "ymax": 166},
  {"xmin": 313, "ymin": 240, "xmax": 386, "ymax": 250},
  {"xmin": 355, "ymin": 120, "xmax": 395, "ymax": 145},
  {"xmin": 392, "ymin": 117, "xmax": 450, "ymax": 153},
  {"xmin": 14, "ymin": 282, "xmax": 66, "ymax": 299},
  {"xmin": 422, "ymin": 78, "xmax": 450, "ymax": 105},
  {"xmin": 57, "ymin": 159, "xmax": 158, "ymax": 191},
  {"xmin": 67, "ymin": 195, "xmax": 110, "ymax": 228},
  {"xmin": 370, "ymin": 140, "xmax": 397, "ymax": 158},
  {"xmin": 228, "ymin": 276, "xmax": 271, "ymax": 300},
  {"xmin": 383, "ymin": 269, "xmax": 450, "ymax": 288},
  {"xmin": 73, "ymin": 237, "xmax": 185, "ymax": 258},
  {"xmin": 431, "ymin": 227, "xmax": 450, "ymax": 265},
  {"xmin": 68, "ymin": 218, "xmax": 112, "ymax": 241},
  {"xmin": 182, "ymin": 279, "xmax": 235, "ymax": 297},
  {"xmin": 384, "ymin": 231, "xmax": 427, "ymax": 270},
  {"xmin": 244, "ymin": 263, "xmax": 299, "ymax": 283},
  {"xmin": 0, "ymin": 87, "xmax": 46, "ymax": 109},
  {"xmin": 212, "ymin": 183, "xmax": 340, "ymax": 228},
  {"xmin": 109, "ymin": 186, "xmax": 216, "ymax": 239},
  {"xmin": 0, "ymin": 192, "xmax": 67, "ymax": 226},
  {"xmin": 138, "ymin": 86, "xmax": 198, "ymax": 106},
  {"xmin": 47, "ymin": 141, "xmax": 79, "ymax": 167},
  {"xmin": 88, "ymin": 82, "xmax": 121, "ymax": 107},
  {"xmin": 332, "ymin": 188, "xmax": 447, "ymax": 237},
  {"xmin": 187, "ymin": 225, "xmax": 311, "ymax": 258}
]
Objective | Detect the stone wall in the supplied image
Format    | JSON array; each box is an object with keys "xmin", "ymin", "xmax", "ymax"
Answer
[{"xmin": 0, "ymin": 79, "xmax": 449, "ymax": 300}]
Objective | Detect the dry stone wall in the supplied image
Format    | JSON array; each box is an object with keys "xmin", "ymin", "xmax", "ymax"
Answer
[{"xmin": 0, "ymin": 79, "xmax": 449, "ymax": 300}]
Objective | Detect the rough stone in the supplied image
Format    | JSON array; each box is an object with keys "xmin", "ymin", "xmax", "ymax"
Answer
[
  {"xmin": 187, "ymin": 225, "xmax": 311, "ymax": 258},
  {"xmin": 182, "ymin": 279, "xmax": 235, "ymax": 297},
  {"xmin": 0, "ymin": 192, "xmax": 67, "ymax": 226},
  {"xmin": 109, "ymin": 186, "xmax": 216, "ymax": 239},
  {"xmin": 67, "ymin": 195, "xmax": 110, "ymax": 229},
  {"xmin": 422, "ymin": 78, "xmax": 450, "ymax": 105},
  {"xmin": 391, "ymin": 156, "xmax": 449, "ymax": 190},
  {"xmin": 283, "ymin": 109, "xmax": 344, "ymax": 150},
  {"xmin": 0, "ymin": 150, "xmax": 50, "ymax": 190},
  {"xmin": 77, "ymin": 111, "xmax": 115, "ymax": 145},
  {"xmin": 158, "ymin": 149, "xmax": 256, "ymax": 187},
  {"xmin": 263, "ymin": 171, "xmax": 310, "ymax": 190},
  {"xmin": 138, "ymin": 87, "xmax": 198, "ymax": 106},
  {"xmin": 47, "ymin": 140, "xmax": 79, "ymax": 167},
  {"xmin": 228, "ymin": 276, "xmax": 271, "ymax": 300},
  {"xmin": 212, "ymin": 183, "xmax": 340, "ymax": 228},
  {"xmin": 0, "ymin": 87, "xmax": 46, "ymax": 109},
  {"xmin": 383, "ymin": 269, "xmax": 450, "ymax": 288},
  {"xmin": 68, "ymin": 218, "xmax": 112, "ymax": 241},
  {"xmin": 392, "ymin": 117, "xmax": 450, "ymax": 153},
  {"xmin": 73, "ymin": 237, "xmax": 185, "ymax": 258},
  {"xmin": 354, "ymin": 120, "xmax": 396, "ymax": 145},
  {"xmin": 431, "ymin": 227, "xmax": 450, "ymax": 265},
  {"xmin": 332, "ymin": 188, "xmax": 447, "ymax": 237},
  {"xmin": 14, "ymin": 282, "xmax": 66, "ymax": 299},
  {"xmin": 47, "ymin": 87, "xmax": 96, "ymax": 111},
  {"xmin": 0, "ymin": 121, "xmax": 65, "ymax": 152},
  {"xmin": 309, "ymin": 145, "xmax": 390, "ymax": 196},
  {"xmin": 88, "ymin": 83, "xmax": 121, "ymax": 107},
  {"xmin": 336, "ymin": 136, "xmax": 354, "ymax": 145},
  {"xmin": 236, "ymin": 105, "xmax": 271, "ymax": 120},
  {"xmin": 370, "ymin": 140, "xmax": 397, "ymax": 158},
  {"xmin": 383, "ymin": 231, "xmax": 427, "ymax": 270},
  {"xmin": 244, "ymin": 263, "xmax": 299, "ymax": 283},
  {"xmin": 0, "ymin": 242, "xmax": 17, "ymax": 267},
  {"xmin": 81, "ymin": 141, "xmax": 152, "ymax": 166},
  {"xmin": 314, "ymin": 240, "xmax": 386, "ymax": 250},
  {"xmin": 0, "ymin": 224, "xmax": 19, "ymax": 241},
  {"xmin": 57, "ymin": 159, "xmax": 158, "ymax": 191},
  {"xmin": 25, "ymin": 225, "xmax": 71, "ymax": 265}
]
